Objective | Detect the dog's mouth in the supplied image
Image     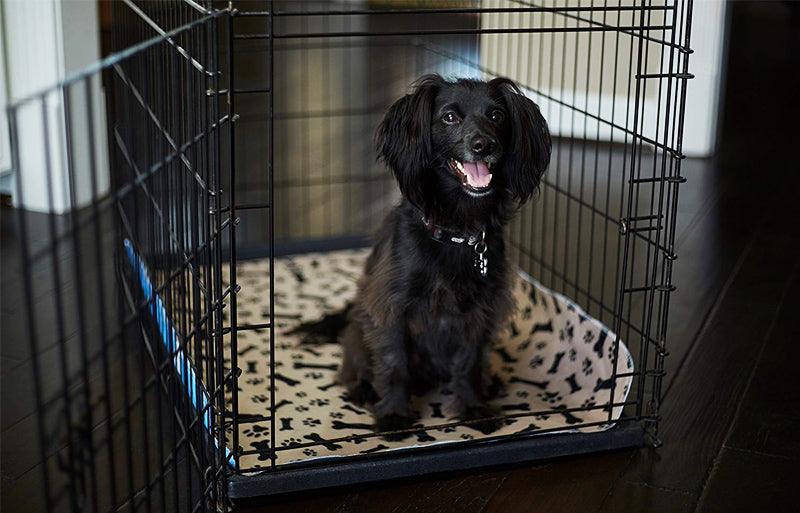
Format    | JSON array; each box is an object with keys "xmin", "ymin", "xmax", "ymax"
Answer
[{"xmin": 448, "ymin": 159, "xmax": 494, "ymax": 197}]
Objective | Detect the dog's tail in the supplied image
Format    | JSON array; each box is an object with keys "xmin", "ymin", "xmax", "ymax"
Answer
[{"xmin": 286, "ymin": 303, "xmax": 352, "ymax": 345}]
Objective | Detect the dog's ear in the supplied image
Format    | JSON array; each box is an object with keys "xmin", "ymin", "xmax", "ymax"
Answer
[
  {"xmin": 490, "ymin": 77, "xmax": 551, "ymax": 203},
  {"xmin": 376, "ymin": 74, "xmax": 443, "ymax": 207}
]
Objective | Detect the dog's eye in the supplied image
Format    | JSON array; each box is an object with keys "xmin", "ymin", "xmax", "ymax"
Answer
[
  {"xmin": 490, "ymin": 109, "xmax": 505, "ymax": 123},
  {"xmin": 442, "ymin": 111, "xmax": 461, "ymax": 125}
]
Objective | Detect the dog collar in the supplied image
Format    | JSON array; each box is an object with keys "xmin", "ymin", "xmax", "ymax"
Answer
[
  {"xmin": 421, "ymin": 217, "xmax": 489, "ymax": 277},
  {"xmin": 421, "ymin": 216, "xmax": 482, "ymax": 246}
]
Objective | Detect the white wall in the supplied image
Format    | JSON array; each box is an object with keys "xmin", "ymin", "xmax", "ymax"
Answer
[
  {"xmin": 479, "ymin": 0, "xmax": 728, "ymax": 157},
  {"xmin": 683, "ymin": 0, "xmax": 727, "ymax": 156},
  {"xmin": 1, "ymin": 0, "xmax": 109, "ymax": 213},
  {"xmin": 0, "ymin": 11, "xmax": 10, "ymax": 181}
]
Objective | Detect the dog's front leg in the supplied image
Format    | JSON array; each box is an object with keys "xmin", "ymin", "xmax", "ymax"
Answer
[
  {"xmin": 369, "ymin": 326, "xmax": 415, "ymax": 440},
  {"xmin": 449, "ymin": 334, "xmax": 504, "ymax": 435}
]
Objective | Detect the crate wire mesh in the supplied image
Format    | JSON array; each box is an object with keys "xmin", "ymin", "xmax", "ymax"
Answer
[
  {"xmin": 4, "ymin": 0, "xmax": 693, "ymax": 511},
  {"xmin": 7, "ymin": 6, "xmax": 231, "ymax": 513}
]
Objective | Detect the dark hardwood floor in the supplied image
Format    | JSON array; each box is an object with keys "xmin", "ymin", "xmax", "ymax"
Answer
[{"xmin": 2, "ymin": 2, "xmax": 799, "ymax": 513}]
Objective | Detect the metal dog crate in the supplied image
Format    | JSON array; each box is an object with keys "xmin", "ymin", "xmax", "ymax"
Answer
[{"xmin": 4, "ymin": 0, "xmax": 693, "ymax": 511}]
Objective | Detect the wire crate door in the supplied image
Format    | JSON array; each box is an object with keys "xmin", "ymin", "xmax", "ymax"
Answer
[{"xmin": 8, "ymin": 7, "xmax": 238, "ymax": 513}]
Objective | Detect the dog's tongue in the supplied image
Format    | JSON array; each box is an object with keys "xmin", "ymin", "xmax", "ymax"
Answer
[{"xmin": 461, "ymin": 161, "xmax": 492, "ymax": 188}]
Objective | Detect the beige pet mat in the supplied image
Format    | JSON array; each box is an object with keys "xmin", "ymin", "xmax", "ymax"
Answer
[{"xmin": 221, "ymin": 249, "xmax": 633, "ymax": 471}]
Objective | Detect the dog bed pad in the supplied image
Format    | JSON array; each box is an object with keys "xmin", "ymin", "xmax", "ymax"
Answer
[{"xmin": 224, "ymin": 248, "xmax": 633, "ymax": 471}]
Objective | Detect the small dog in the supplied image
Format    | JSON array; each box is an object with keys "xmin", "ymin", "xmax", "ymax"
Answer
[{"xmin": 294, "ymin": 75, "xmax": 550, "ymax": 438}]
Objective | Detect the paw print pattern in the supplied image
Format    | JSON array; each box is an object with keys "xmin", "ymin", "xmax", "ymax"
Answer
[
  {"xmin": 295, "ymin": 405, "xmax": 309, "ymax": 412},
  {"xmin": 310, "ymin": 398, "xmax": 330, "ymax": 407},
  {"xmin": 281, "ymin": 437, "xmax": 303, "ymax": 447},
  {"xmin": 529, "ymin": 355, "xmax": 544, "ymax": 369},
  {"xmin": 302, "ymin": 448, "xmax": 318, "ymax": 456},
  {"xmin": 559, "ymin": 321, "xmax": 574, "ymax": 342},
  {"xmin": 582, "ymin": 357, "xmax": 593, "ymax": 375},
  {"xmin": 330, "ymin": 411, "xmax": 344, "ymax": 419},
  {"xmin": 302, "ymin": 417, "xmax": 321, "ymax": 427},
  {"xmin": 304, "ymin": 371, "xmax": 323, "ymax": 380},
  {"xmin": 583, "ymin": 331, "xmax": 595, "ymax": 343},
  {"xmin": 516, "ymin": 390, "xmax": 529, "ymax": 398},
  {"xmin": 243, "ymin": 425, "xmax": 269, "ymax": 439},
  {"xmin": 568, "ymin": 348, "xmax": 577, "ymax": 361},
  {"xmin": 538, "ymin": 391, "xmax": 563, "ymax": 405},
  {"xmin": 295, "ymin": 391, "xmax": 307, "ymax": 398}
]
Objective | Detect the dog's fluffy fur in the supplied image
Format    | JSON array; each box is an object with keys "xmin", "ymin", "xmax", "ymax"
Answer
[{"xmin": 294, "ymin": 75, "xmax": 550, "ymax": 438}]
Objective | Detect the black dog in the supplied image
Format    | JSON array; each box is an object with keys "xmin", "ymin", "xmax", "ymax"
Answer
[{"xmin": 294, "ymin": 75, "xmax": 550, "ymax": 438}]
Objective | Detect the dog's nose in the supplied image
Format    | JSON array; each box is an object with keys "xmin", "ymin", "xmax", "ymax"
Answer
[{"xmin": 469, "ymin": 135, "xmax": 496, "ymax": 156}]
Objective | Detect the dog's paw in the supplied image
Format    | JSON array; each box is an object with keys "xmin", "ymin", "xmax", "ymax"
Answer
[
  {"xmin": 347, "ymin": 380, "xmax": 379, "ymax": 406},
  {"xmin": 483, "ymin": 374, "xmax": 506, "ymax": 399},
  {"xmin": 461, "ymin": 404, "xmax": 504, "ymax": 435},
  {"xmin": 375, "ymin": 413, "xmax": 415, "ymax": 441}
]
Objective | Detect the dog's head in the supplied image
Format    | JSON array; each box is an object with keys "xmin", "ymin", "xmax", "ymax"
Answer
[{"xmin": 376, "ymin": 74, "xmax": 551, "ymax": 217}]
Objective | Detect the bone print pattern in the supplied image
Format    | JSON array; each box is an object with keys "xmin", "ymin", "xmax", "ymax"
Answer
[{"xmin": 219, "ymin": 249, "xmax": 633, "ymax": 472}]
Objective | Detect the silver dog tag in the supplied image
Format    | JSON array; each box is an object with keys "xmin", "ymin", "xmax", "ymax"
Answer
[{"xmin": 473, "ymin": 231, "xmax": 488, "ymax": 277}]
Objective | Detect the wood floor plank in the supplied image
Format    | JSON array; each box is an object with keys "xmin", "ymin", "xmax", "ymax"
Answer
[
  {"xmin": 389, "ymin": 471, "xmax": 508, "ymax": 513},
  {"xmin": 659, "ymin": 164, "xmax": 777, "ymax": 395},
  {"xmin": 597, "ymin": 481, "xmax": 694, "ymax": 513},
  {"xmin": 482, "ymin": 451, "xmax": 633, "ymax": 513},
  {"xmin": 237, "ymin": 470, "xmax": 510, "ymax": 513},
  {"xmin": 238, "ymin": 480, "xmax": 425, "ymax": 513},
  {"xmin": 599, "ymin": 193, "xmax": 800, "ymax": 506},
  {"xmin": 725, "ymin": 270, "xmax": 800, "ymax": 460},
  {"xmin": 695, "ymin": 447, "xmax": 800, "ymax": 513}
]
